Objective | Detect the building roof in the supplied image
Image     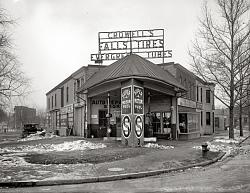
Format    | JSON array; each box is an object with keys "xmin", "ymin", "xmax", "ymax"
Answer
[
  {"xmin": 78, "ymin": 54, "xmax": 186, "ymax": 92},
  {"xmin": 46, "ymin": 64, "xmax": 106, "ymax": 95},
  {"xmin": 159, "ymin": 62, "xmax": 215, "ymax": 86}
]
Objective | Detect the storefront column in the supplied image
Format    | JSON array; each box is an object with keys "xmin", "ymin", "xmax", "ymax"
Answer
[
  {"xmin": 121, "ymin": 79, "xmax": 144, "ymax": 147},
  {"xmin": 171, "ymin": 96, "xmax": 177, "ymax": 140}
]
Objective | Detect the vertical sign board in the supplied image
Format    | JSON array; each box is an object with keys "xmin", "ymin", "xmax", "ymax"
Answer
[
  {"xmin": 133, "ymin": 86, "xmax": 144, "ymax": 146},
  {"xmin": 121, "ymin": 86, "xmax": 132, "ymax": 146}
]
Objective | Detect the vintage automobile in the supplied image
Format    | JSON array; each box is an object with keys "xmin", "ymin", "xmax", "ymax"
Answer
[{"xmin": 21, "ymin": 123, "xmax": 45, "ymax": 138}]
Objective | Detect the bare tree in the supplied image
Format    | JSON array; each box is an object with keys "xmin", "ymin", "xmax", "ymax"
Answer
[
  {"xmin": 35, "ymin": 108, "xmax": 47, "ymax": 128},
  {"xmin": 189, "ymin": 0, "xmax": 250, "ymax": 139},
  {"xmin": 236, "ymin": 37, "xmax": 250, "ymax": 136},
  {"xmin": 0, "ymin": 9, "xmax": 29, "ymax": 108}
]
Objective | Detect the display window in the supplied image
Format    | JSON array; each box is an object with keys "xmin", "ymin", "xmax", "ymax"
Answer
[
  {"xmin": 179, "ymin": 113, "xmax": 187, "ymax": 133},
  {"xmin": 179, "ymin": 113, "xmax": 199, "ymax": 133},
  {"xmin": 151, "ymin": 112, "xmax": 171, "ymax": 135}
]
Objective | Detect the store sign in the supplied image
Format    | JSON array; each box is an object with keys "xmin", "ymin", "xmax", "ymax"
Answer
[
  {"xmin": 133, "ymin": 86, "xmax": 144, "ymax": 114},
  {"xmin": 99, "ymin": 30, "xmax": 157, "ymax": 39},
  {"xmin": 177, "ymin": 98, "xmax": 196, "ymax": 109},
  {"xmin": 91, "ymin": 51, "xmax": 172, "ymax": 61},
  {"xmin": 91, "ymin": 29, "xmax": 172, "ymax": 61},
  {"xmin": 122, "ymin": 115, "xmax": 131, "ymax": 138},
  {"xmin": 99, "ymin": 39, "xmax": 163, "ymax": 51},
  {"xmin": 121, "ymin": 86, "xmax": 132, "ymax": 114},
  {"xmin": 135, "ymin": 115, "xmax": 143, "ymax": 138},
  {"xmin": 91, "ymin": 99, "xmax": 120, "ymax": 108},
  {"xmin": 60, "ymin": 104, "xmax": 73, "ymax": 114}
]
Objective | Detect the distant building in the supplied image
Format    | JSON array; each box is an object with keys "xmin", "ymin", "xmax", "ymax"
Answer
[
  {"xmin": 14, "ymin": 106, "xmax": 36, "ymax": 129},
  {"xmin": 214, "ymin": 108, "xmax": 229, "ymax": 131},
  {"xmin": 214, "ymin": 106, "xmax": 249, "ymax": 132},
  {"xmin": 0, "ymin": 122, "xmax": 8, "ymax": 133}
]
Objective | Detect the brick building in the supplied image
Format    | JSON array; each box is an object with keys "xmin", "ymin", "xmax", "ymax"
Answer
[
  {"xmin": 46, "ymin": 65, "xmax": 106, "ymax": 136},
  {"xmin": 160, "ymin": 63, "xmax": 215, "ymax": 139},
  {"xmin": 14, "ymin": 106, "xmax": 36, "ymax": 129}
]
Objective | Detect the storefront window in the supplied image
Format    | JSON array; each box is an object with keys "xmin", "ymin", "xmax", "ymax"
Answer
[
  {"xmin": 163, "ymin": 112, "xmax": 171, "ymax": 134},
  {"xmin": 179, "ymin": 113, "xmax": 187, "ymax": 133},
  {"xmin": 188, "ymin": 114, "xmax": 198, "ymax": 132},
  {"xmin": 152, "ymin": 112, "xmax": 161, "ymax": 133},
  {"xmin": 150, "ymin": 111, "xmax": 172, "ymax": 135},
  {"xmin": 179, "ymin": 113, "xmax": 199, "ymax": 133},
  {"xmin": 99, "ymin": 110, "xmax": 107, "ymax": 128}
]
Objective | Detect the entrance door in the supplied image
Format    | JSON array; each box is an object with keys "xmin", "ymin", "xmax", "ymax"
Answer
[
  {"xmin": 74, "ymin": 108, "xmax": 82, "ymax": 136},
  {"xmin": 151, "ymin": 112, "xmax": 171, "ymax": 139},
  {"xmin": 98, "ymin": 110, "xmax": 107, "ymax": 137}
]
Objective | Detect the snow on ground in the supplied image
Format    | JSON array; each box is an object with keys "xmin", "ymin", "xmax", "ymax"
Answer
[
  {"xmin": 0, "ymin": 140, "xmax": 106, "ymax": 153},
  {"xmin": 0, "ymin": 153, "xmax": 30, "ymax": 166},
  {"xmin": 144, "ymin": 143, "xmax": 174, "ymax": 150},
  {"xmin": 193, "ymin": 129, "xmax": 248, "ymax": 157},
  {"xmin": 0, "ymin": 140, "xmax": 106, "ymax": 181},
  {"xmin": 0, "ymin": 160, "xmax": 95, "ymax": 182},
  {"xmin": 18, "ymin": 132, "xmax": 58, "ymax": 142},
  {"xmin": 213, "ymin": 136, "xmax": 244, "ymax": 144},
  {"xmin": 193, "ymin": 141, "xmax": 238, "ymax": 157}
]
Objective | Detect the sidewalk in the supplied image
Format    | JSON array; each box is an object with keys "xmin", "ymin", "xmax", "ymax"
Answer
[{"xmin": 0, "ymin": 130, "xmax": 249, "ymax": 188}]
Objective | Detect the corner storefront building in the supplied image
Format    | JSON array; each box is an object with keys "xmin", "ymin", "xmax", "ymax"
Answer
[{"xmin": 46, "ymin": 54, "xmax": 215, "ymax": 142}]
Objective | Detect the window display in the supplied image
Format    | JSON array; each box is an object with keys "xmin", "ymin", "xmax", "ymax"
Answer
[{"xmin": 179, "ymin": 113, "xmax": 199, "ymax": 133}]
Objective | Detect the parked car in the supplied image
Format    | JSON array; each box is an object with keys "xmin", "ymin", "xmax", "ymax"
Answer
[{"xmin": 21, "ymin": 123, "xmax": 45, "ymax": 138}]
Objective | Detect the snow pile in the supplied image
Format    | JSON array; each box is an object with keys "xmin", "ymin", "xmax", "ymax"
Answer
[
  {"xmin": 18, "ymin": 132, "xmax": 58, "ymax": 142},
  {"xmin": 144, "ymin": 143, "xmax": 174, "ymax": 150},
  {"xmin": 213, "ymin": 135, "xmax": 245, "ymax": 144},
  {"xmin": 214, "ymin": 138, "xmax": 239, "ymax": 144},
  {"xmin": 192, "ymin": 145, "xmax": 202, "ymax": 150},
  {"xmin": 0, "ymin": 140, "xmax": 106, "ymax": 153},
  {"xmin": 49, "ymin": 140, "xmax": 106, "ymax": 151},
  {"xmin": 0, "ymin": 153, "xmax": 30, "ymax": 166},
  {"xmin": 206, "ymin": 141, "xmax": 236, "ymax": 152},
  {"xmin": 193, "ymin": 141, "xmax": 238, "ymax": 158},
  {"xmin": 207, "ymin": 141, "xmax": 239, "ymax": 158}
]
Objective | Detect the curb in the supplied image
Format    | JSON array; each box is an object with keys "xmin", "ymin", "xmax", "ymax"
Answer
[
  {"xmin": 0, "ymin": 152, "xmax": 226, "ymax": 188},
  {"xmin": 238, "ymin": 134, "xmax": 250, "ymax": 146}
]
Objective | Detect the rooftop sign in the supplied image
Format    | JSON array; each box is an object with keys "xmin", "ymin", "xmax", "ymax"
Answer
[{"xmin": 91, "ymin": 29, "xmax": 172, "ymax": 62}]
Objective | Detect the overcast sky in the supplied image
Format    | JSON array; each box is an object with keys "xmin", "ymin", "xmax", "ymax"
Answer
[{"xmin": 0, "ymin": 0, "xmax": 214, "ymax": 110}]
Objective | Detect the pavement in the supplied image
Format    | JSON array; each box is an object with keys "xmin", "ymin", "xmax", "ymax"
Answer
[{"xmin": 0, "ymin": 130, "xmax": 249, "ymax": 188}]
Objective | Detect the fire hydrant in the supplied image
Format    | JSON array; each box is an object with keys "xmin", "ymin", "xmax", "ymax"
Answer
[{"xmin": 201, "ymin": 143, "xmax": 209, "ymax": 157}]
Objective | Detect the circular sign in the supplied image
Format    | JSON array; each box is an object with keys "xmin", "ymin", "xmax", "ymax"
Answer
[
  {"xmin": 135, "ymin": 115, "xmax": 143, "ymax": 138},
  {"xmin": 122, "ymin": 116, "xmax": 131, "ymax": 138}
]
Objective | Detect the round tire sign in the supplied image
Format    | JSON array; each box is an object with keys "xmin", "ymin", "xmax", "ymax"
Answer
[
  {"xmin": 135, "ymin": 115, "xmax": 143, "ymax": 138},
  {"xmin": 122, "ymin": 116, "xmax": 131, "ymax": 138}
]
